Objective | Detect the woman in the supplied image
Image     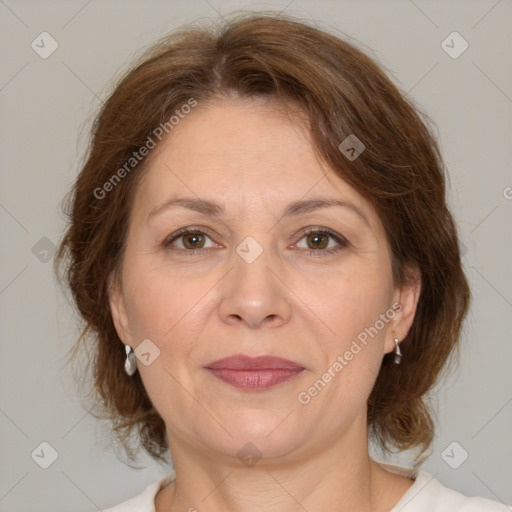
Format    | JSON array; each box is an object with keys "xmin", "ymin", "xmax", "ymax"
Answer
[{"xmin": 55, "ymin": 12, "xmax": 508, "ymax": 512}]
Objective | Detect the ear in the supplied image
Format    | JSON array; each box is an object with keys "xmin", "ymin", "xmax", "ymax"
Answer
[
  {"xmin": 383, "ymin": 266, "xmax": 422, "ymax": 355},
  {"xmin": 107, "ymin": 271, "xmax": 132, "ymax": 346}
]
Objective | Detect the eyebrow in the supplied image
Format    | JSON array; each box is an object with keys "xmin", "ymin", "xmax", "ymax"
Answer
[{"xmin": 148, "ymin": 196, "xmax": 371, "ymax": 229}]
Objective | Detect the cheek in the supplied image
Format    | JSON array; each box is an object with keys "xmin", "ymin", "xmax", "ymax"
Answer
[
  {"xmin": 120, "ymin": 265, "xmax": 210, "ymax": 417},
  {"xmin": 121, "ymin": 260, "xmax": 205, "ymax": 341},
  {"xmin": 319, "ymin": 266, "xmax": 392, "ymax": 344},
  {"xmin": 307, "ymin": 267, "xmax": 393, "ymax": 405}
]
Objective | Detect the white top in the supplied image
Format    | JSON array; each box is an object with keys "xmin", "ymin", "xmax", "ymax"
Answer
[{"xmin": 101, "ymin": 461, "xmax": 509, "ymax": 511}]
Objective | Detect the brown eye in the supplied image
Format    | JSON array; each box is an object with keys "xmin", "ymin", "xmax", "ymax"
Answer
[
  {"xmin": 306, "ymin": 232, "xmax": 329, "ymax": 250},
  {"xmin": 166, "ymin": 229, "xmax": 216, "ymax": 251},
  {"xmin": 295, "ymin": 228, "xmax": 348, "ymax": 255},
  {"xmin": 182, "ymin": 232, "xmax": 205, "ymax": 249}
]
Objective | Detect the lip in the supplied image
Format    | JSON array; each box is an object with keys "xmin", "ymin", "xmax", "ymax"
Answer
[{"xmin": 205, "ymin": 355, "xmax": 305, "ymax": 390}]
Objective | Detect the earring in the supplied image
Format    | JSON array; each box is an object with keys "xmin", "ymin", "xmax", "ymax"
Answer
[
  {"xmin": 124, "ymin": 344, "xmax": 138, "ymax": 376},
  {"xmin": 393, "ymin": 338, "xmax": 402, "ymax": 365}
]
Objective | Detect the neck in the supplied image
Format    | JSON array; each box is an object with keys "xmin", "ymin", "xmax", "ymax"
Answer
[{"xmin": 156, "ymin": 416, "xmax": 411, "ymax": 512}]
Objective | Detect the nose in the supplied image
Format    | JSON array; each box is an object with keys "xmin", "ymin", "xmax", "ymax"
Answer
[{"xmin": 218, "ymin": 244, "xmax": 292, "ymax": 330}]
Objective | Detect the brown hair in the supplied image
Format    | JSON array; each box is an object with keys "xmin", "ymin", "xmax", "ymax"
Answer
[{"xmin": 55, "ymin": 11, "xmax": 470, "ymax": 468}]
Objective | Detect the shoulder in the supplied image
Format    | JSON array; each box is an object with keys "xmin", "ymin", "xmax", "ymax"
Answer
[
  {"xmin": 100, "ymin": 471, "xmax": 176, "ymax": 512},
  {"xmin": 384, "ymin": 465, "xmax": 510, "ymax": 512}
]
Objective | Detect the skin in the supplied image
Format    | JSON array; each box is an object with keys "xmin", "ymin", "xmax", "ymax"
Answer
[{"xmin": 109, "ymin": 95, "xmax": 422, "ymax": 512}]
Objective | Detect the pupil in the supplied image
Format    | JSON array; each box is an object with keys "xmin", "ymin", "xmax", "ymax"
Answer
[
  {"xmin": 185, "ymin": 233, "xmax": 203, "ymax": 248},
  {"xmin": 308, "ymin": 233, "xmax": 327, "ymax": 249}
]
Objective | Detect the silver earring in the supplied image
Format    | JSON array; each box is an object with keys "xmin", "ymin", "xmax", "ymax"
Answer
[
  {"xmin": 124, "ymin": 344, "xmax": 138, "ymax": 376},
  {"xmin": 393, "ymin": 338, "xmax": 402, "ymax": 365}
]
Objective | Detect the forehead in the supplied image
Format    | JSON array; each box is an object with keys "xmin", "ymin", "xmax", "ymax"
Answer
[
  {"xmin": 156, "ymin": 97, "xmax": 314, "ymax": 172},
  {"xmin": 133, "ymin": 97, "xmax": 379, "ymax": 229}
]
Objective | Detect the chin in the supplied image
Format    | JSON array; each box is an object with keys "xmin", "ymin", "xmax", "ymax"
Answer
[{"xmin": 205, "ymin": 411, "xmax": 305, "ymax": 463}]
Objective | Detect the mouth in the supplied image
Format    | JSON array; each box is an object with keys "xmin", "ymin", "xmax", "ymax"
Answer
[{"xmin": 204, "ymin": 354, "xmax": 305, "ymax": 391}]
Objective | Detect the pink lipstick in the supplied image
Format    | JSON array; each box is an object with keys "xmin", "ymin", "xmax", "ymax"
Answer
[{"xmin": 205, "ymin": 354, "xmax": 304, "ymax": 390}]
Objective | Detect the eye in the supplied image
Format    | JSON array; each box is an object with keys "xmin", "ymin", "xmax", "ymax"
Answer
[
  {"xmin": 295, "ymin": 228, "xmax": 348, "ymax": 256},
  {"xmin": 165, "ymin": 228, "xmax": 218, "ymax": 251},
  {"xmin": 164, "ymin": 226, "xmax": 348, "ymax": 256}
]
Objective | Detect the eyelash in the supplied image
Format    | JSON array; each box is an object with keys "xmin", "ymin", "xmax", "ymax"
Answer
[{"xmin": 164, "ymin": 226, "xmax": 348, "ymax": 257}]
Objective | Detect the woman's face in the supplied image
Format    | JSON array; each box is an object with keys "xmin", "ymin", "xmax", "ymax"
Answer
[{"xmin": 110, "ymin": 96, "xmax": 420, "ymax": 462}]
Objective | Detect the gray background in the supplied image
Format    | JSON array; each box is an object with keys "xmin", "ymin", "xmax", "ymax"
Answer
[{"xmin": 1, "ymin": 0, "xmax": 511, "ymax": 510}]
